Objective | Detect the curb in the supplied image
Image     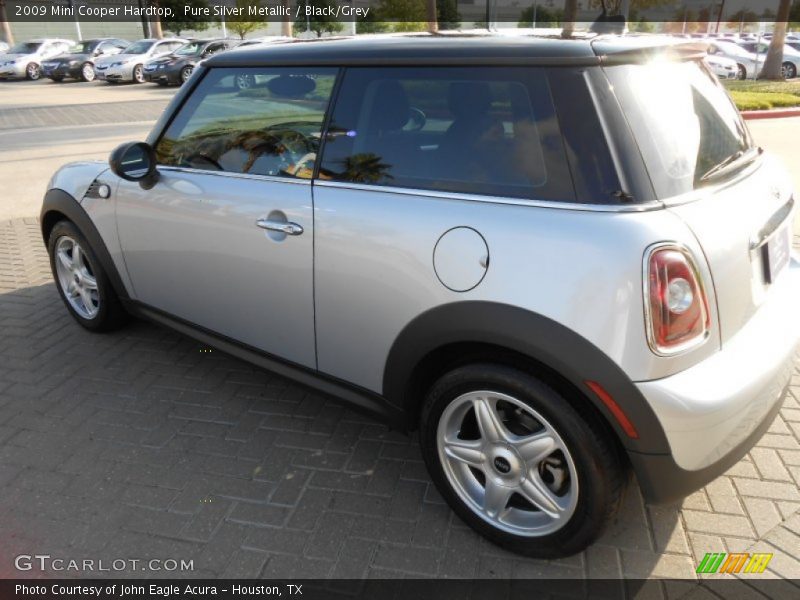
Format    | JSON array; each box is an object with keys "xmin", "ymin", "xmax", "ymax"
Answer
[{"xmin": 741, "ymin": 107, "xmax": 800, "ymax": 120}]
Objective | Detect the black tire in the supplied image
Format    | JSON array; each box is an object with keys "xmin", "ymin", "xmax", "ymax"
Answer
[
  {"xmin": 49, "ymin": 75, "xmax": 64, "ymax": 83},
  {"xmin": 782, "ymin": 62, "xmax": 797, "ymax": 79},
  {"xmin": 25, "ymin": 62, "xmax": 41, "ymax": 80},
  {"xmin": 47, "ymin": 220, "xmax": 129, "ymax": 332},
  {"xmin": 156, "ymin": 80, "xmax": 169, "ymax": 87},
  {"xmin": 180, "ymin": 66, "xmax": 193, "ymax": 84},
  {"xmin": 132, "ymin": 64, "xmax": 144, "ymax": 84},
  {"xmin": 737, "ymin": 63, "xmax": 747, "ymax": 80},
  {"xmin": 420, "ymin": 364, "xmax": 625, "ymax": 558},
  {"xmin": 80, "ymin": 62, "xmax": 95, "ymax": 82}
]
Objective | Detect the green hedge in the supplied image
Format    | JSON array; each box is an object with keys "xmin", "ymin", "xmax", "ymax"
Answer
[{"xmin": 727, "ymin": 90, "xmax": 800, "ymax": 111}]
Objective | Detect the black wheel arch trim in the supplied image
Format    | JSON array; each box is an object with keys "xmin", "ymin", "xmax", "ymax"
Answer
[
  {"xmin": 382, "ymin": 301, "xmax": 671, "ymax": 455},
  {"xmin": 40, "ymin": 188, "xmax": 130, "ymax": 302}
]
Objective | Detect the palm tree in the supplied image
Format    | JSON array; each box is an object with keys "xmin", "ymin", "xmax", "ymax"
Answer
[
  {"xmin": 0, "ymin": 0, "xmax": 14, "ymax": 46},
  {"xmin": 427, "ymin": 0, "xmax": 438, "ymax": 33},
  {"xmin": 760, "ymin": 0, "xmax": 792, "ymax": 79}
]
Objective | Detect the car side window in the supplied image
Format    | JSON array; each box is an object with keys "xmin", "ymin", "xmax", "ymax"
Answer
[
  {"xmin": 204, "ymin": 43, "xmax": 225, "ymax": 56},
  {"xmin": 317, "ymin": 66, "xmax": 575, "ymax": 202},
  {"xmin": 156, "ymin": 67, "xmax": 337, "ymax": 180}
]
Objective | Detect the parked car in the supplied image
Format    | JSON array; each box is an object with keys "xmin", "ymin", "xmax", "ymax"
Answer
[
  {"xmin": 0, "ymin": 38, "xmax": 73, "ymax": 80},
  {"xmin": 735, "ymin": 40, "xmax": 800, "ymax": 79},
  {"xmin": 40, "ymin": 35, "xmax": 799, "ymax": 558},
  {"xmin": 95, "ymin": 38, "xmax": 187, "ymax": 84},
  {"xmin": 707, "ymin": 40, "xmax": 761, "ymax": 79},
  {"xmin": 143, "ymin": 39, "xmax": 240, "ymax": 85},
  {"xmin": 705, "ymin": 53, "xmax": 738, "ymax": 79},
  {"xmin": 0, "ymin": 41, "xmax": 9, "ymax": 54},
  {"xmin": 41, "ymin": 38, "xmax": 130, "ymax": 82}
]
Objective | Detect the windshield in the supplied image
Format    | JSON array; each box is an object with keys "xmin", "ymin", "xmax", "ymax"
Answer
[
  {"xmin": 606, "ymin": 60, "xmax": 752, "ymax": 198},
  {"xmin": 174, "ymin": 42, "xmax": 204, "ymax": 56},
  {"xmin": 70, "ymin": 41, "xmax": 100, "ymax": 54},
  {"xmin": 9, "ymin": 42, "xmax": 42, "ymax": 54},
  {"xmin": 123, "ymin": 40, "xmax": 154, "ymax": 55}
]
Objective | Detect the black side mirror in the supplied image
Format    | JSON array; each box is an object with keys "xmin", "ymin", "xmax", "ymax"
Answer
[{"xmin": 109, "ymin": 141, "xmax": 159, "ymax": 190}]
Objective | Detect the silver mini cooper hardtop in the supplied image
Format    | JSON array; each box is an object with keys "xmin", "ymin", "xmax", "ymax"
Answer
[{"xmin": 41, "ymin": 34, "xmax": 800, "ymax": 557}]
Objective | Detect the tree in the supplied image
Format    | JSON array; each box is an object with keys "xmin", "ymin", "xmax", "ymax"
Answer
[
  {"xmin": 228, "ymin": 0, "xmax": 262, "ymax": 39},
  {"xmin": 294, "ymin": 0, "xmax": 344, "ymax": 38},
  {"xmin": 356, "ymin": 13, "xmax": 391, "ymax": 34},
  {"xmin": 437, "ymin": 0, "xmax": 460, "ymax": 30},
  {"xmin": 561, "ymin": 0, "xmax": 578, "ymax": 38},
  {"xmin": 158, "ymin": 0, "xmax": 211, "ymax": 37},
  {"xmin": 518, "ymin": 5, "xmax": 564, "ymax": 28},
  {"xmin": 726, "ymin": 9, "xmax": 759, "ymax": 32},
  {"xmin": 0, "ymin": 0, "xmax": 14, "ymax": 45},
  {"xmin": 760, "ymin": 0, "xmax": 792, "ymax": 80}
]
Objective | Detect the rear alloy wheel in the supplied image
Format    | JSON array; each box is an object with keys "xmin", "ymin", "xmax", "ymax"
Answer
[
  {"xmin": 420, "ymin": 364, "xmax": 625, "ymax": 557},
  {"xmin": 133, "ymin": 64, "xmax": 144, "ymax": 84},
  {"xmin": 180, "ymin": 65, "xmax": 193, "ymax": 84},
  {"xmin": 737, "ymin": 64, "xmax": 747, "ymax": 80},
  {"xmin": 26, "ymin": 62, "xmax": 41, "ymax": 80},
  {"xmin": 782, "ymin": 62, "xmax": 797, "ymax": 79},
  {"xmin": 81, "ymin": 62, "xmax": 96, "ymax": 82}
]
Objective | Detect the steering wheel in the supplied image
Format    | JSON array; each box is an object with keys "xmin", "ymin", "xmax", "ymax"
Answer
[{"xmin": 183, "ymin": 153, "xmax": 223, "ymax": 171}]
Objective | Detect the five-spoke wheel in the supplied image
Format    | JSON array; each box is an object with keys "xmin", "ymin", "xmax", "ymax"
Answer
[
  {"xmin": 47, "ymin": 220, "xmax": 129, "ymax": 331},
  {"xmin": 421, "ymin": 364, "xmax": 625, "ymax": 557},
  {"xmin": 54, "ymin": 236, "xmax": 99, "ymax": 319},
  {"xmin": 438, "ymin": 390, "xmax": 578, "ymax": 536}
]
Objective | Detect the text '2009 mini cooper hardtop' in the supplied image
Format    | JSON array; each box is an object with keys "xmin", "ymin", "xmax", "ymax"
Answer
[{"xmin": 41, "ymin": 34, "xmax": 800, "ymax": 557}]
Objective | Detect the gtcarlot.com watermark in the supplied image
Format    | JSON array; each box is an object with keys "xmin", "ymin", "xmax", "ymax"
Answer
[{"xmin": 15, "ymin": 554, "xmax": 194, "ymax": 573}]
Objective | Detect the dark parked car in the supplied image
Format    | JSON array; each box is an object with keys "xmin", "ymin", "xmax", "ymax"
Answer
[
  {"xmin": 143, "ymin": 39, "xmax": 240, "ymax": 85},
  {"xmin": 41, "ymin": 38, "xmax": 129, "ymax": 82}
]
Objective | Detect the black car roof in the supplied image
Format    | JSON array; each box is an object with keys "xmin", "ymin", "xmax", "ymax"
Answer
[{"xmin": 206, "ymin": 34, "xmax": 707, "ymax": 68}]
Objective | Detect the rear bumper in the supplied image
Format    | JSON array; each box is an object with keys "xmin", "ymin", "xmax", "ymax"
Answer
[{"xmin": 631, "ymin": 256, "xmax": 800, "ymax": 502}]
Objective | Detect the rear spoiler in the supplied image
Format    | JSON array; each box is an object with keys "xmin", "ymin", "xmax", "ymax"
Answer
[{"xmin": 592, "ymin": 39, "xmax": 709, "ymax": 65}]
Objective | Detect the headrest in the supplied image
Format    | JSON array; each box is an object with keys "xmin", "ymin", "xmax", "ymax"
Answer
[
  {"xmin": 369, "ymin": 80, "xmax": 410, "ymax": 132},
  {"xmin": 448, "ymin": 82, "xmax": 493, "ymax": 119}
]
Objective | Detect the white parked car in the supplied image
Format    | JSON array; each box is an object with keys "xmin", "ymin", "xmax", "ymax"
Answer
[
  {"xmin": 736, "ymin": 40, "xmax": 800, "ymax": 79},
  {"xmin": 707, "ymin": 40, "xmax": 761, "ymax": 80},
  {"xmin": 0, "ymin": 38, "xmax": 73, "ymax": 80},
  {"xmin": 95, "ymin": 38, "xmax": 187, "ymax": 84},
  {"xmin": 705, "ymin": 53, "xmax": 738, "ymax": 79}
]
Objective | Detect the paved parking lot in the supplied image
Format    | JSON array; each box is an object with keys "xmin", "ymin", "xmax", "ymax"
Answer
[{"xmin": 1, "ymin": 78, "xmax": 800, "ymax": 592}]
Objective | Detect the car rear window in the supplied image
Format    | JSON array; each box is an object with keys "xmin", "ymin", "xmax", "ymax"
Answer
[
  {"xmin": 605, "ymin": 60, "xmax": 753, "ymax": 198},
  {"xmin": 318, "ymin": 66, "xmax": 577, "ymax": 202}
]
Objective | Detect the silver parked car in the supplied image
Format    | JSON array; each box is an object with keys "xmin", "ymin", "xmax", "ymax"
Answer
[
  {"xmin": 0, "ymin": 38, "xmax": 73, "ymax": 80},
  {"xmin": 40, "ymin": 36, "xmax": 800, "ymax": 558},
  {"xmin": 95, "ymin": 38, "xmax": 187, "ymax": 84}
]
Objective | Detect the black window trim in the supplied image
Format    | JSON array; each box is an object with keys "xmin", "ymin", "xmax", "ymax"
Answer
[{"xmin": 144, "ymin": 63, "xmax": 663, "ymax": 213}]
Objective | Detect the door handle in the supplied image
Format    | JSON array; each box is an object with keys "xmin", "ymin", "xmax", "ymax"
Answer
[{"xmin": 255, "ymin": 218, "xmax": 304, "ymax": 236}]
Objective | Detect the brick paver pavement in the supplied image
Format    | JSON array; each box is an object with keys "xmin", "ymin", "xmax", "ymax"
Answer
[{"xmin": 1, "ymin": 217, "xmax": 799, "ymax": 593}]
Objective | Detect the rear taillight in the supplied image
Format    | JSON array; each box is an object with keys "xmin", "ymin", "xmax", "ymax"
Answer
[{"xmin": 644, "ymin": 244, "xmax": 710, "ymax": 355}]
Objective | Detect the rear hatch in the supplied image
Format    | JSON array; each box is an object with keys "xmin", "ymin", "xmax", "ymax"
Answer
[{"xmin": 604, "ymin": 55, "xmax": 795, "ymax": 344}]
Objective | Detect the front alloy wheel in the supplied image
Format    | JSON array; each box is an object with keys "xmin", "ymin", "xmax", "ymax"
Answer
[
  {"xmin": 133, "ymin": 64, "xmax": 144, "ymax": 83},
  {"xmin": 180, "ymin": 65, "xmax": 193, "ymax": 84},
  {"xmin": 26, "ymin": 63, "xmax": 40, "ymax": 80},
  {"xmin": 782, "ymin": 62, "xmax": 797, "ymax": 79},
  {"xmin": 737, "ymin": 64, "xmax": 747, "ymax": 80},
  {"xmin": 54, "ymin": 236, "xmax": 99, "ymax": 320},
  {"xmin": 81, "ymin": 62, "xmax": 95, "ymax": 82},
  {"xmin": 438, "ymin": 391, "xmax": 578, "ymax": 536},
  {"xmin": 47, "ymin": 220, "xmax": 129, "ymax": 332}
]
